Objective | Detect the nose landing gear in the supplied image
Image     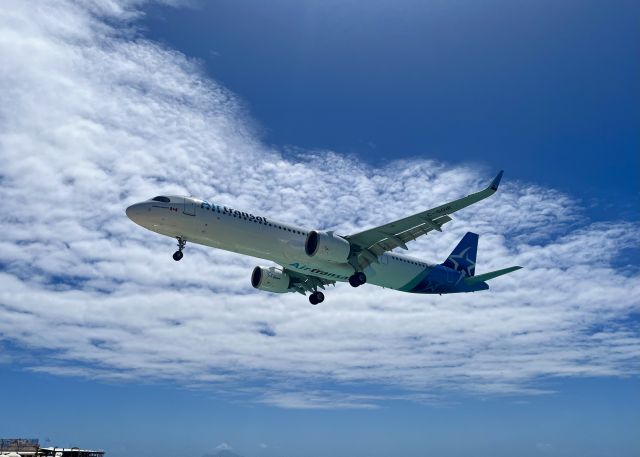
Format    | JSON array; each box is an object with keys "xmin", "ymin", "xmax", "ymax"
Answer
[
  {"xmin": 309, "ymin": 291, "xmax": 325, "ymax": 305},
  {"xmin": 348, "ymin": 272, "xmax": 367, "ymax": 287},
  {"xmin": 173, "ymin": 237, "xmax": 186, "ymax": 261}
]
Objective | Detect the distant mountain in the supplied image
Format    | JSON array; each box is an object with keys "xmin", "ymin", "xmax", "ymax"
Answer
[{"xmin": 202, "ymin": 450, "xmax": 244, "ymax": 457}]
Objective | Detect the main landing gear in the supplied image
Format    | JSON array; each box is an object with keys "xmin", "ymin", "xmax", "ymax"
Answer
[
  {"xmin": 172, "ymin": 237, "xmax": 186, "ymax": 261},
  {"xmin": 348, "ymin": 271, "xmax": 367, "ymax": 288},
  {"xmin": 309, "ymin": 291, "xmax": 325, "ymax": 305}
]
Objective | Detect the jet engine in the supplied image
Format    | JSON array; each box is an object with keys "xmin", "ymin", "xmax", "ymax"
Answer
[
  {"xmin": 251, "ymin": 266, "xmax": 291, "ymax": 293},
  {"xmin": 304, "ymin": 230, "xmax": 351, "ymax": 263}
]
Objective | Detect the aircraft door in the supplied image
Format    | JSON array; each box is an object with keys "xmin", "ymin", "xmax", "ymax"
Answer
[{"xmin": 183, "ymin": 198, "xmax": 196, "ymax": 216}]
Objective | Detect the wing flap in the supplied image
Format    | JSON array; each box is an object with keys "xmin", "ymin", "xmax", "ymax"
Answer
[
  {"xmin": 353, "ymin": 215, "xmax": 452, "ymax": 269},
  {"xmin": 285, "ymin": 268, "xmax": 336, "ymax": 295},
  {"xmin": 367, "ymin": 216, "xmax": 452, "ymax": 255}
]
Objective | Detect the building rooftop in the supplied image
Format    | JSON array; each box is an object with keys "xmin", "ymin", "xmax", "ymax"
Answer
[{"xmin": 0, "ymin": 440, "xmax": 104, "ymax": 457}]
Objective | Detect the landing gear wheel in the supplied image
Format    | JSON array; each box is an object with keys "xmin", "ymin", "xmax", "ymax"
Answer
[
  {"xmin": 173, "ymin": 237, "xmax": 186, "ymax": 261},
  {"xmin": 349, "ymin": 272, "xmax": 367, "ymax": 287},
  {"xmin": 309, "ymin": 291, "xmax": 325, "ymax": 305}
]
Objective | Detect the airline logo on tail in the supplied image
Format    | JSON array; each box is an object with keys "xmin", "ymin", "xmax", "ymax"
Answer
[{"xmin": 442, "ymin": 232, "xmax": 478, "ymax": 277}]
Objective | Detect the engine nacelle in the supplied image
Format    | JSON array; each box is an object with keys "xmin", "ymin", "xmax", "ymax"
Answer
[
  {"xmin": 251, "ymin": 266, "xmax": 291, "ymax": 293},
  {"xmin": 304, "ymin": 230, "xmax": 351, "ymax": 263}
]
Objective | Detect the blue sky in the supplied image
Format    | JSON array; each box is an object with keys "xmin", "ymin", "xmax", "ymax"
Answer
[
  {"xmin": 1, "ymin": 1, "xmax": 639, "ymax": 457},
  {"xmin": 143, "ymin": 0, "xmax": 639, "ymax": 221}
]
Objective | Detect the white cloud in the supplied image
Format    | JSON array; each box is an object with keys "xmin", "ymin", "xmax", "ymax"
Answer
[
  {"xmin": 215, "ymin": 443, "xmax": 232, "ymax": 451},
  {"xmin": 0, "ymin": 0, "xmax": 639, "ymax": 409}
]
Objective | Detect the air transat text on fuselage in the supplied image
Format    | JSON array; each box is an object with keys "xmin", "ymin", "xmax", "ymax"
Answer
[{"xmin": 200, "ymin": 201, "xmax": 269, "ymax": 224}]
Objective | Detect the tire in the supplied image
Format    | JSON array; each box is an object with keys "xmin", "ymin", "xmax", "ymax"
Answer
[
  {"xmin": 355, "ymin": 272, "xmax": 367, "ymax": 285},
  {"xmin": 309, "ymin": 293, "xmax": 319, "ymax": 305},
  {"xmin": 316, "ymin": 291, "xmax": 324, "ymax": 303},
  {"xmin": 172, "ymin": 251, "xmax": 183, "ymax": 261},
  {"xmin": 349, "ymin": 275, "xmax": 360, "ymax": 287}
]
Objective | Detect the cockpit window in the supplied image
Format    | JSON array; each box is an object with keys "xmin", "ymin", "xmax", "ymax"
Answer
[{"xmin": 151, "ymin": 196, "xmax": 170, "ymax": 203}]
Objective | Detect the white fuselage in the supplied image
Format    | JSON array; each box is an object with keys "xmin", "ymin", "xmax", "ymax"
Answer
[{"xmin": 126, "ymin": 196, "xmax": 436, "ymax": 291}]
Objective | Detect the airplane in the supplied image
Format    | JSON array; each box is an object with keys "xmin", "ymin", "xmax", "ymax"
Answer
[{"xmin": 126, "ymin": 170, "xmax": 521, "ymax": 304}]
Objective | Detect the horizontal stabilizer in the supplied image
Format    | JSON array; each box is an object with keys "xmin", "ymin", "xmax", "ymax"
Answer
[{"xmin": 464, "ymin": 266, "xmax": 522, "ymax": 285}]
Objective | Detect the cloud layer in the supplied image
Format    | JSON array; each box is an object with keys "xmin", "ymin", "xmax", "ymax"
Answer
[{"xmin": 1, "ymin": 0, "xmax": 639, "ymax": 408}]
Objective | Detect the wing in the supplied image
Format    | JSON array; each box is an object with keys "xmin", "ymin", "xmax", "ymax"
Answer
[
  {"xmin": 285, "ymin": 268, "xmax": 336, "ymax": 295},
  {"xmin": 345, "ymin": 171, "xmax": 504, "ymax": 269}
]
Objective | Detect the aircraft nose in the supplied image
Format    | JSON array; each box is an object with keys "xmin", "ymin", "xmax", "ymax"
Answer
[{"xmin": 126, "ymin": 203, "xmax": 147, "ymax": 225}]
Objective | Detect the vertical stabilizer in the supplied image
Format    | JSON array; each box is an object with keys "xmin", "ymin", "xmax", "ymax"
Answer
[{"xmin": 442, "ymin": 232, "xmax": 478, "ymax": 277}]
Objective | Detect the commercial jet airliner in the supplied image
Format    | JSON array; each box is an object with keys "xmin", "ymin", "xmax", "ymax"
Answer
[{"xmin": 126, "ymin": 171, "xmax": 521, "ymax": 304}]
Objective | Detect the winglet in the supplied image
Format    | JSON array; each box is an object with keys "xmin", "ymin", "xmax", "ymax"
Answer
[{"xmin": 489, "ymin": 170, "xmax": 504, "ymax": 191}]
